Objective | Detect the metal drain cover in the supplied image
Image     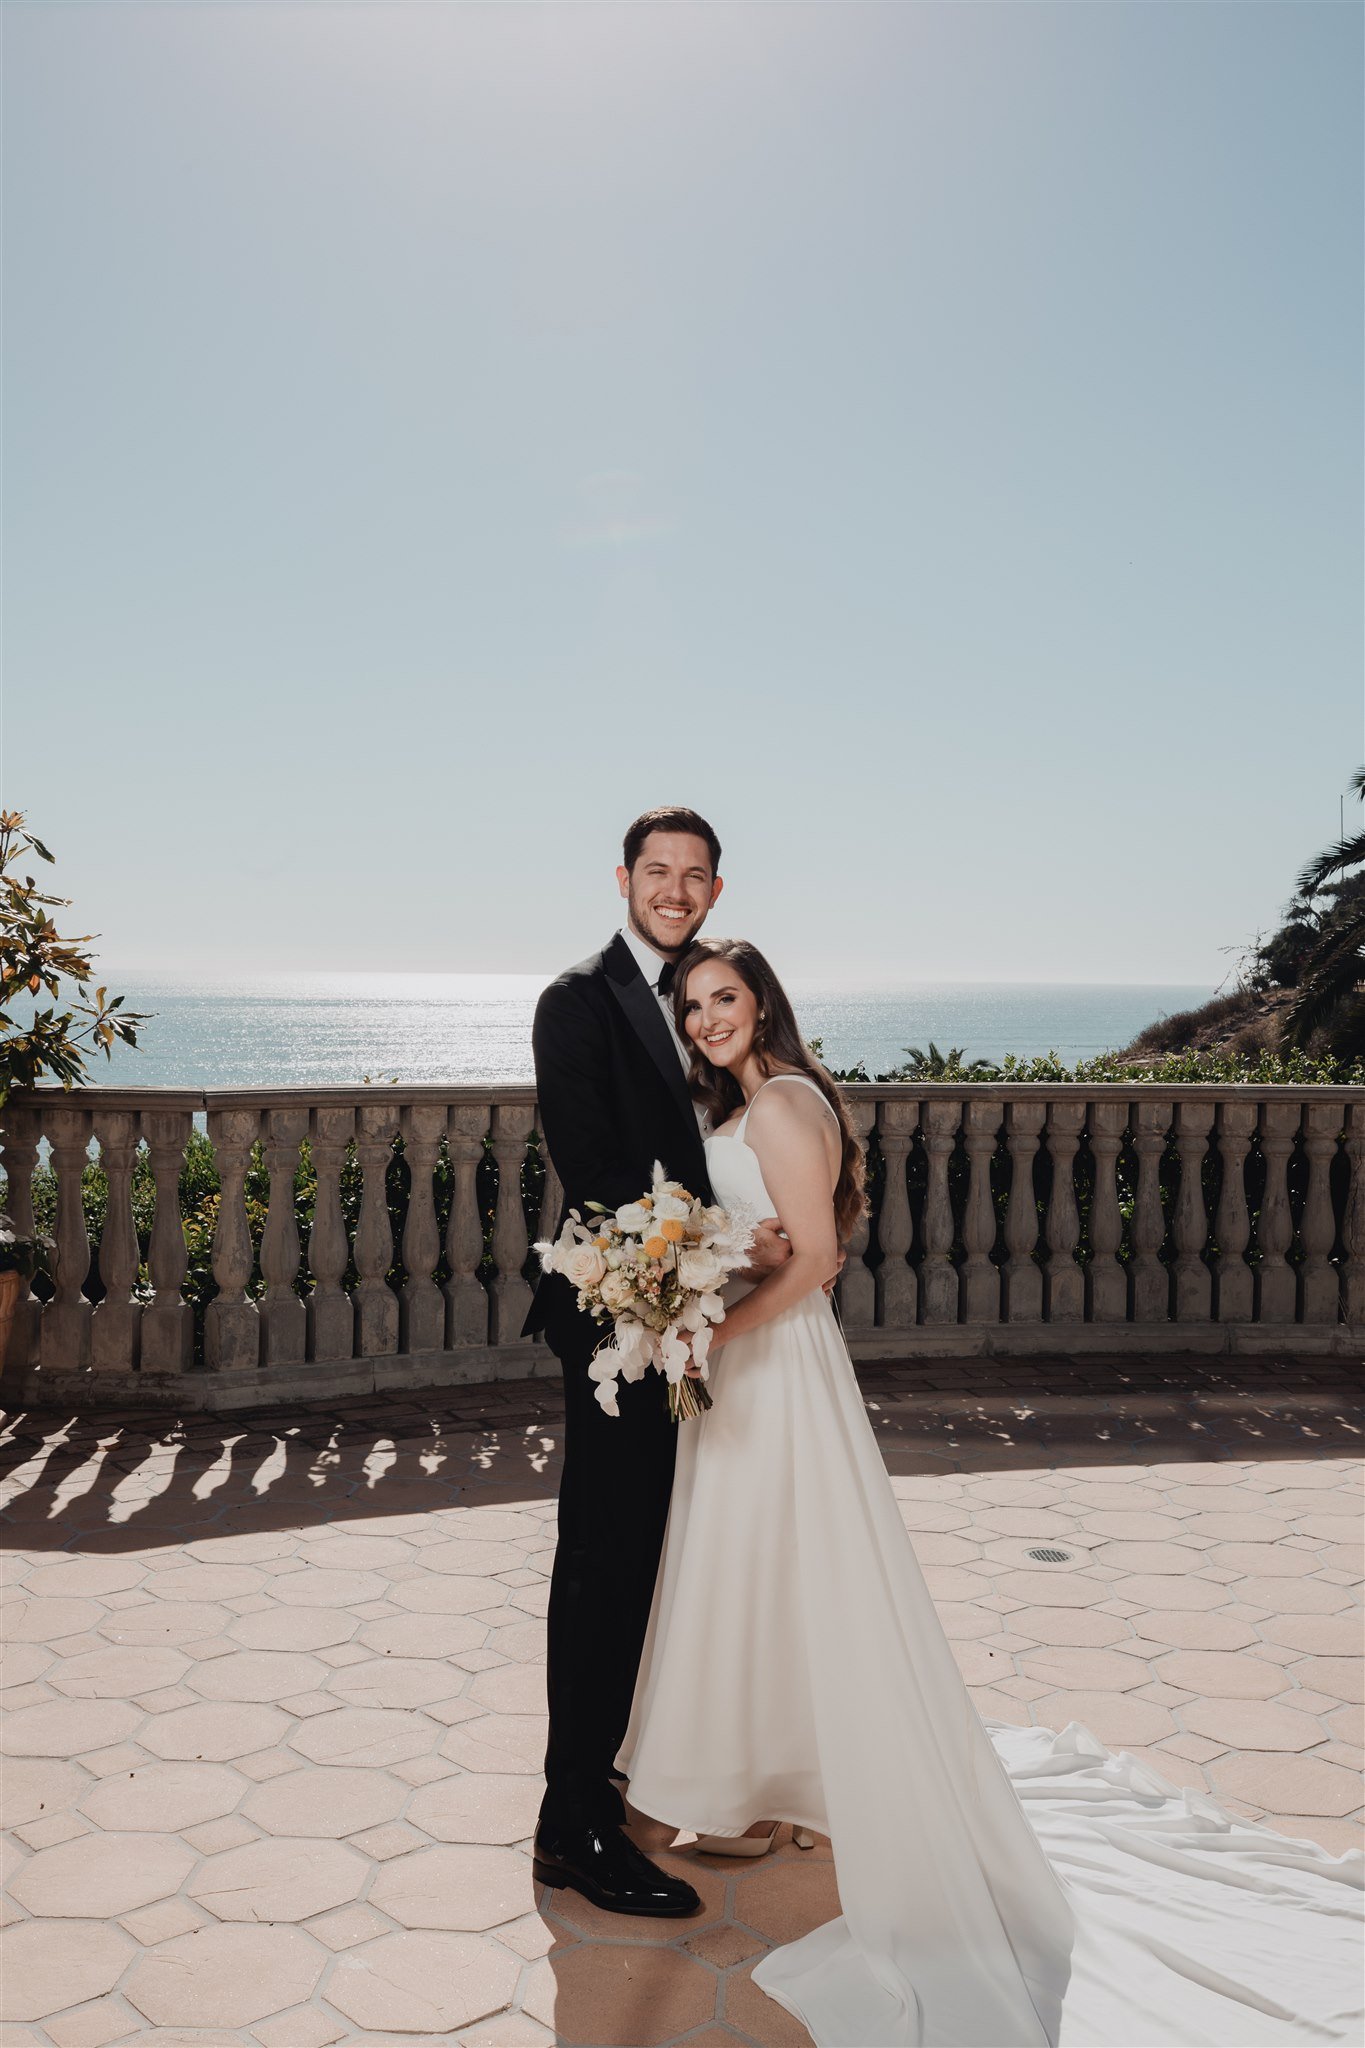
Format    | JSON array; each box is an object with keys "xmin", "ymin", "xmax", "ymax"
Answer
[{"xmin": 1025, "ymin": 1546, "xmax": 1073, "ymax": 1563}]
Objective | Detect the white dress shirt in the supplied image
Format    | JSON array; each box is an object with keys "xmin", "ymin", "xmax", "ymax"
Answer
[{"xmin": 618, "ymin": 924, "xmax": 709, "ymax": 1133}]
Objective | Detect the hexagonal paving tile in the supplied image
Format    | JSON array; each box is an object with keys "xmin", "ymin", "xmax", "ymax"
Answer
[
  {"xmin": 80, "ymin": 1761, "xmax": 244, "ymax": 1832},
  {"xmin": 138, "ymin": 1700, "xmax": 291, "ymax": 1761},
  {"xmin": 369, "ymin": 1842, "xmax": 536, "ymax": 1930},
  {"xmin": 10, "ymin": 1831, "xmax": 195, "ymax": 1918},
  {"xmin": 187, "ymin": 1650, "xmax": 328, "ymax": 1703},
  {"xmin": 408, "ymin": 1771, "xmax": 543, "ymax": 1843},
  {"xmin": 469, "ymin": 1664, "xmax": 546, "ymax": 1715},
  {"xmin": 1, "ymin": 1597, "xmax": 104, "ymax": 1643},
  {"xmin": 242, "ymin": 1764, "xmax": 406, "ymax": 1837},
  {"xmin": 294, "ymin": 1534, "xmax": 413, "ymax": 1569},
  {"xmin": 421, "ymin": 1538, "xmax": 528, "ymax": 1577},
  {"xmin": 0, "ymin": 1757, "xmax": 90, "ymax": 1829},
  {"xmin": 1015, "ymin": 1648, "xmax": 1147, "ymax": 1692},
  {"xmin": 1259, "ymin": 1614, "xmax": 1363, "ymax": 1655},
  {"xmin": 1134, "ymin": 1610, "xmax": 1261, "ymax": 1650},
  {"xmin": 1211, "ymin": 1752, "xmax": 1363, "ymax": 1818},
  {"xmin": 1154, "ymin": 1651, "xmax": 1291, "ymax": 1699},
  {"xmin": 0, "ymin": 1699, "xmax": 142, "ymax": 1758},
  {"xmin": 124, "ymin": 1922, "xmax": 324, "ymax": 2027},
  {"xmin": 327, "ymin": 1656, "xmax": 467, "ymax": 1710},
  {"xmin": 441, "ymin": 1714, "xmax": 547, "ymax": 1774},
  {"xmin": 1029, "ymin": 1691, "xmax": 1176, "ymax": 1747},
  {"xmin": 357, "ymin": 1612, "xmax": 487, "ymax": 1658},
  {"xmin": 1293, "ymin": 1657, "xmax": 1364, "ymax": 1704},
  {"xmin": 48, "ymin": 1646, "xmax": 191, "ymax": 1700},
  {"xmin": 141, "ymin": 1563, "xmax": 268, "ymax": 1602},
  {"xmin": 735, "ymin": 1855, "xmax": 843, "ymax": 1943},
  {"xmin": 0, "ymin": 1642, "xmax": 54, "ymax": 1690},
  {"xmin": 227, "ymin": 1605, "xmax": 358, "ymax": 1652},
  {"xmin": 522, "ymin": 1943, "xmax": 716, "ymax": 2046},
  {"xmin": 22, "ymin": 1559, "xmax": 146, "ymax": 1598},
  {"xmin": 98, "ymin": 1599, "xmax": 231, "ymax": 1645},
  {"xmin": 268, "ymin": 1568, "xmax": 387, "ymax": 1608},
  {"xmin": 325, "ymin": 1928, "xmax": 522, "ymax": 2034},
  {"xmin": 391, "ymin": 1575, "xmax": 510, "ymax": 1615},
  {"xmin": 0, "ymin": 1920, "xmax": 135, "ymax": 2021},
  {"xmin": 189, "ymin": 1834, "xmax": 367, "ymax": 1921},
  {"xmin": 1181, "ymin": 1698, "xmax": 1325, "ymax": 1752},
  {"xmin": 287, "ymin": 1706, "xmax": 434, "ymax": 1769}
]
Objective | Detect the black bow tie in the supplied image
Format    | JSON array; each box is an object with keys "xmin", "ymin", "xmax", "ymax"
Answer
[{"xmin": 656, "ymin": 959, "xmax": 678, "ymax": 998}]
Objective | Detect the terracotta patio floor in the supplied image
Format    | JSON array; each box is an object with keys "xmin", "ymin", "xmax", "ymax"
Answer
[{"xmin": 0, "ymin": 1357, "xmax": 1360, "ymax": 2047}]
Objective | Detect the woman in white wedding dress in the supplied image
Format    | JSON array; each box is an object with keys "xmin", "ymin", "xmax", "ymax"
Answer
[{"xmin": 616, "ymin": 939, "xmax": 1364, "ymax": 2048}]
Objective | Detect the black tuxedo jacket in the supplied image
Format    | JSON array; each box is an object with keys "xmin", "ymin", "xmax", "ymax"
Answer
[{"xmin": 523, "ymin": 932, "xmax": 711, "ymax": 1350}]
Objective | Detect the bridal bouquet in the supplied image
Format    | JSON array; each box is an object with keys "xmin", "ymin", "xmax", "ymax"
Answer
[{"xmin": 535, "ymin": 1162, "xmax": 755, "ymax": 1421}]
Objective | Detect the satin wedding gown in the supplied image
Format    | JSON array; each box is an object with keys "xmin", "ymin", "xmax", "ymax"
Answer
[{"xmin": 617, "ymin": 1074, "xmax": 1364, "ymax": 2048}]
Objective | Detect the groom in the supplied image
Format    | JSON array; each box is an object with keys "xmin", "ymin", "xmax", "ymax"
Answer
[{"xmin": 525, "ymin": 805, "xmax": 789, "ymax": 1916}]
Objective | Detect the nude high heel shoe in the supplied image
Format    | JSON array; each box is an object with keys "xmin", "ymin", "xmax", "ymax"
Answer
[{"xmin": 693, "ymin": 1822, "xmax": 781, "ymax": 1857}]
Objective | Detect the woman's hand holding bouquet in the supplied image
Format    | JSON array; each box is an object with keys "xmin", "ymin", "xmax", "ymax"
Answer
[{"xmin": 535, "ymin": 1162, "xmax": 755, "ymax": 1421}]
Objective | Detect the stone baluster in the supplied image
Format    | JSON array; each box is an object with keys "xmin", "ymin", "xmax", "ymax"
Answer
[
  {"xmin": 536, "ymin": 1142, "xmax": 564, "ymax": 1248},
  {"xmin": 90, "ymin": 1110, "xmax": 142, "ymax": 1372},
  {"xmin": 1212, "ymin": 1101, "xmax": 1255, "ymax": 1323},
  {"xmin": 205, "ymin": 1108, "xmax": 261, "ymax": 1372},
  {"xmin": 1003, "ymin": 1100, "xmax": 1045, "ymax": 1322},
  {"xmin": 39, "ymin": 1104, "xmax": 93, "ymax": 1370},
  {"xmin": 1171, "ymin": 1100, "xmax": 1214, "ymax": 1322},
  {"xmin": 444, "ymin": 1104, "xmax": 490, "ymax": 1346},
  {"xmin": 1341, "ymin": 1100, "xmax": 1365, "ymax": 1329},
  {"xmin": 259, "ymin": 1107, "xmax": 308, "ymax": 1367},
  {"xmin": 1129, "ymin": 1098, "xmax": 1171, "ymax": 1321},
  {"xmin": 1085, "ymin": 1099, "xmax": 1128, "ymax": 1321},
  {"xmin": 1042, "ymin": 1100, "xmax": 1084, "ymax": 1322},
  {"xmin": 139, "ymin": 1108, "xmax": 194, "ymax": 1373},
  {"xmin": 354, "ymin": 1102, "xmax": 401, "ymax": 1356},
  {"xmin": 0, "ymin": 1104, "xmax": 42, "ymax": 1368},
  {"xmin": 307, "ymin": 1105, "xmax": 355, "ymax": 1363},
  {"xmin": 1255, "ymin": 1101, "xmax": 1300, "ymax": 1324},
  {"xmin": 490, "ymin": 1103, "xmax": 535, "ymax": 1343},
  {"xmin": 874, "ymin": 1099, "xmax": 917, "ymax": 1330},
  {"xmin": 959, "ymin": 1100, "xmax": 1000, "ymax": 1323},
  {"xmin": 837, "ymin": 1099, "xmax": 877, "ymax": 1332},
  {"xmin": 400, "ymin": 1103, "xmax": 446, "ymax": 1355},
  {"xmin": 1298, "ymin": 1100, "xmax": 1341, "ymax": 1324},
  {"xmin": 918, "ymin": 1100, "xmax": 961, "ymax": 1324}
]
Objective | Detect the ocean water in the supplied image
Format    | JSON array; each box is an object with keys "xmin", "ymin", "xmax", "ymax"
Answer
[{"xmin": 79, "ymin": 970, "xmax": 1215, "ymax": 1090}]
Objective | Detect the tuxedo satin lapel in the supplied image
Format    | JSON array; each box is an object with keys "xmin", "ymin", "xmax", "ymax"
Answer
[{"xmin": 603, "ymin": 935, "xmax": 698, "ymax": 1136}]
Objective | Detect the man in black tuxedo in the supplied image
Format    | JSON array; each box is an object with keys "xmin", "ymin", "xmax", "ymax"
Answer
[{"xmin": 525, "ymin": 805, "xmax": 788, "ymax": 1916}]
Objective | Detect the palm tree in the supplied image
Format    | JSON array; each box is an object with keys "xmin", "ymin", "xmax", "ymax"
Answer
[
  {"xmin": 893, "ymin": 1041, "xmax": 999, "ymax": 1080},
  {"xmin": 1285, "ymin": 768, "xmax": 1365, "ymax": 1056}
]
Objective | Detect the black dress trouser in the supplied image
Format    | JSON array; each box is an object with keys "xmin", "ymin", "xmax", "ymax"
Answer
[{"xmin": 539, "ymin": 1306, "xmax": 678, "ymax": 1830}]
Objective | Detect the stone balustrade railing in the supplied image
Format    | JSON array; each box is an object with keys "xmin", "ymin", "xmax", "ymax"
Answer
[{"xmin": 2, "ymin": 1082, "xmax": 1361, "ymax": 1411}]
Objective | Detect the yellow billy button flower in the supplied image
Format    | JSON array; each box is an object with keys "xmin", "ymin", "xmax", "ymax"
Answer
[
  {"xmin": 660, "ymin": 1217, "xmax": 685, "ymax": 1242},
  {"xmin": 643, "ymin": 1234, "xmax": 668, "ymax": 1260}
]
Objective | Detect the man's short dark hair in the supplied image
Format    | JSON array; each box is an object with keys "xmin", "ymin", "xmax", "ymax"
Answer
[{"xmin": 622, "ymin": 807, "xmax": 722, "ymax": 878}]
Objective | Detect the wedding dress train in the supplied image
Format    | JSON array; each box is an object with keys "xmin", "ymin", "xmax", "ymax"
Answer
[{"xmin": 616, "ymin": 1074, "xmax": 1364, "ymax": 2048}]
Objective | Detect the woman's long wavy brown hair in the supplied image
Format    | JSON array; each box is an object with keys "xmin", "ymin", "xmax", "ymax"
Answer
[{"xmin": 672, "ymin": 937, "xmax": 868, "ymax": 1245}]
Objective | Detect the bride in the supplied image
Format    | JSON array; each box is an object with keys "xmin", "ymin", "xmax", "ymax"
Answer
[{"xmin": 615, "ymin": 938, "xmax": 1364, "ymax": 2048}]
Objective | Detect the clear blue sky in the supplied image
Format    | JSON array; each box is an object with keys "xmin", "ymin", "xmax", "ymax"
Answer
[{"xmin": 5, "ymin": 1, "xmax": 1361, "ymax": 985}]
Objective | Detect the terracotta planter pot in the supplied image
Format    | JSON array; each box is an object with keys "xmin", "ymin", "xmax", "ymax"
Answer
[{"xmin": 0, "ymin": 1267, "xmax": 26, "ymax": 1372}]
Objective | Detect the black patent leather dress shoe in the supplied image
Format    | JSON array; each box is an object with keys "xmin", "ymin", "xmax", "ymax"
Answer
[{"xmin": 533, "ymin": 1819, "xmax": 701, "ymax": 1917}]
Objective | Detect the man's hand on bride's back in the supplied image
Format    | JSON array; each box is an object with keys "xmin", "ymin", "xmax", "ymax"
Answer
[
  {"xmin": 743, "ymin": 1219, "xmax": 793, "ymax": 1278},
  {"xmin": 742, "ymin": 1221, "xmax": 845, "ymax": 1296}
]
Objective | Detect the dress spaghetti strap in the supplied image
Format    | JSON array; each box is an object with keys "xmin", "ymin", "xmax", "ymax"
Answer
[{"xmin": 734, "ymin": 1071, "xmax": 838, "ymax": 1139}]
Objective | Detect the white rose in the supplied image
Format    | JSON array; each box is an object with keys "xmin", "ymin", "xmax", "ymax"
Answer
[
  {"xmin": 564, "ymin": 1244, "xmax": 607, "ymax": 1289},
  {"xmin": 615, "ymin": 1201, "xmax": 652, "ymax": 1234},
  {"xmin": 599, "ymin": 1270, "xmax": 633, "ymax": 1312},
  {"xmin": 652, "ymin": 1193, "xmax": 691, "ymax": 1223},
  {"xmin": 677, "ymin": 1246, "xmax": 724, "ymax": 1292}
]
